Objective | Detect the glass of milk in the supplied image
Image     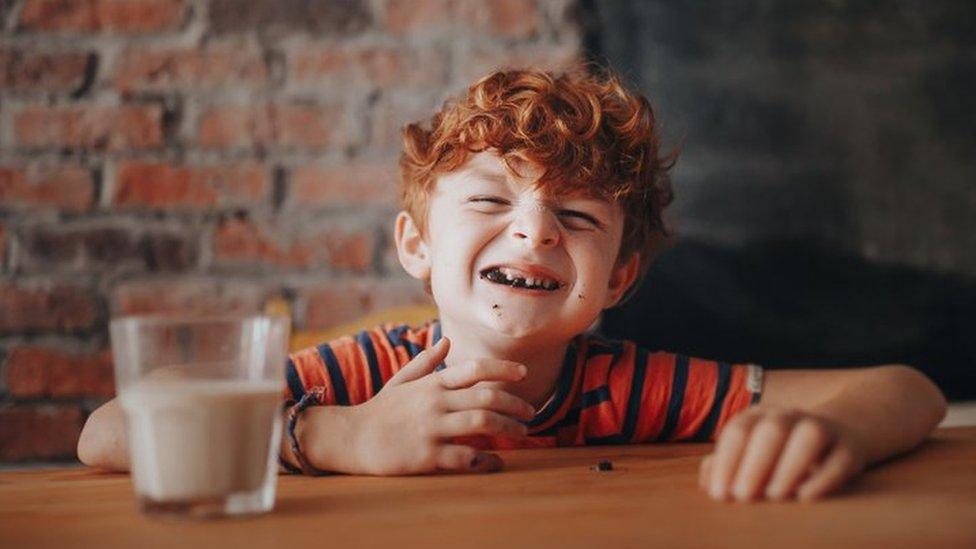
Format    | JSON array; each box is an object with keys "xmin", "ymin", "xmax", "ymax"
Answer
[{"xmin": 110, "ymin": 314, "xmax": 290, "ymax": 519}]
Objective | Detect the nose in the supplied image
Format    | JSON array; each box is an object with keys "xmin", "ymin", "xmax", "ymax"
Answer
[{"xmin": 510, "ymin": 204, "xmax": 560, "ymax": 249}]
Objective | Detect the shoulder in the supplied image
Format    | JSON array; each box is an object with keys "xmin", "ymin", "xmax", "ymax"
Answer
[{"xmin": 289, "ymin": 320, "xmax": 439, "ymax": 364}]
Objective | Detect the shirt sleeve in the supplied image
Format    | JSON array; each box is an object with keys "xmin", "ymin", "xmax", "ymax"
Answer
[
  {"xmin": 576, "ymin": 341, "xmax": 762, "ymax": 445},
  {"xmin": 284, "ymin": 324, "xmax": 417, "ymax": 406},
  {"xmin": 640, "ymin": 352, "xmax": 762, "ymax": 443}
]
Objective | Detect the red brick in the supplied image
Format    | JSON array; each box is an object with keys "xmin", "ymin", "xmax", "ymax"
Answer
[
  {"xmin": 213, "ymin": 217, "xmax": 315, "ymax": 268},
  {"xmin": 115, "ymin": 44, "xmax": 268, "ymax": 93},
  {"xmin": 14, "ymin": 104, "xmax": 164, "ymax": 151},
  {"xmin": 112, "ymin": 279, "xmax": 267, "ymax": 316},
  {"xmin": 369, "ymin": 95, "xmax": 444, "ymax": 150},
  {"xmin": 289, "ymin": 162, "xmax": 397, "ymax": 208},
  {"xmin": 0, "ymin": 165, "xmax": 94, "ymax": 212},
  {"xmin": 19, "ymin": 0, "xmax": 186, "ymax": 34},
  {"xmin": 289, "ymin": 45, "xmax": 447, "ymax": 90},
  {"xmin": 458, "ymin": 0, "xmax": 540, "ymax": 39},
  {"xmin": 0, "ymin": 404, "xmax": 85, "ymax": 461},
  {"xmin": 5, "ymin": 346, "xmax": 114, "ymax": 398},
  {"xmin": 19, "ymin": 224, "xmax": 193, "ymax": 272},
  {"xmin": 213, "ymin": 217, "xmax": 375, "ymax": 272},
  {"xmin": 458, "ymin": 43, "xmax": 580, "ymax": 84},
  {"xmin": 381, "ymin": 0, "xmax": 452, "ymax": 35},
  {"xmin": 0, "ymin": 49, "xmax": 90, "ymax": 93},
  {"xmin": 325, "ymin": 230, "xmax": 375, "ymax": 272},
  {"xmin": 0, "ymin": 284, "xmax": 96, "ymax": 332},
  {"xmin": 115, "ymin": 162, "xmax": 269, "ymax": 210},
  {"xmin": 197, "ymin": 104, "xmax": 343, "ymax": 151},
  {"xmin": 302, "ymin": 278, "xmax": 432, "ymax": 330}
]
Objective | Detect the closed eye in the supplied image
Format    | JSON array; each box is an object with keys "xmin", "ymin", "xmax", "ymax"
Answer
[
  {"xmin": 469, "ymin": 196, "xmax": 510, "ymax": 205},
  {"xmin": 558, "ymin": 209, "xmax": 602, "ymax": 229}
]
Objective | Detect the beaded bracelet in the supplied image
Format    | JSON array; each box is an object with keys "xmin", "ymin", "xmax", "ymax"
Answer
[{"xmin": 279, "ymin": 386, "xmax": 329, "ymax": 476}]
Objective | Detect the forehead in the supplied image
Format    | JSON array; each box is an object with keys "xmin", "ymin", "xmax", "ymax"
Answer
[{"xmin": 439, "ymin": 151, "xmax": 612, "ymax": 204}]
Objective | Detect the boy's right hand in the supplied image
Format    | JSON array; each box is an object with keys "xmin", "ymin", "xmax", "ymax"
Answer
[{"xmin": 327, "ymin": 336, "xmax": 535, "ymax": 475}]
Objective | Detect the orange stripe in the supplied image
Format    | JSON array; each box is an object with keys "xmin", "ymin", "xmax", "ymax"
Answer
[
  {"xmin": 331, "ymin": 335, "xmax": 369, "ymax": 405},
  {"xmin": 577, "ymin": 340, "xmax": 616, "ymax": 440},
  {"xmin": 287, "ymin": 346, "xmax": 337, "ymax": 405},
  {"xmin": 715, "ymin": 364, "xmax": 752, "ymax": 436},
  {"xmin": 673, "ymin": 358, "xmax": 719, "ymax": 440},
  {"xmin": 632, "ymin": 351, "xmax": 675, "ymax": 442},
  {"xmin": 366, "ymin": 327, "xmax": 397, "ymax": 388},
  {"xmin": 603, "ymin": 342, "xmax": 636, "ymax": 436}
]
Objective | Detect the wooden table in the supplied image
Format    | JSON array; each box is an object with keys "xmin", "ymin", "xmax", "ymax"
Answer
[{"xmin": 2, "ymin": 427, "xmax": 975, "ymax": 548}]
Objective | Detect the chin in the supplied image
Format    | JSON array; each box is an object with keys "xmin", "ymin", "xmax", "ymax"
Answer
[{"xmin": 481, "ymin": 309, "xmax": 578, "ymax": 341}]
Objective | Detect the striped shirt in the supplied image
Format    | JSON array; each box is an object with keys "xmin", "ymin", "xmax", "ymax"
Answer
[{"xmin": 286, "ymin": 320, "xmax": 763, "ymax": 449}]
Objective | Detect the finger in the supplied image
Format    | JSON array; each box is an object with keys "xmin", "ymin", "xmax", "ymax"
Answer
[
  {"xmin": 699, "ymin": 455, "xmax": 714, "ymax": 492},
  {"xmin": 436, "ymin": 445, "xmax": 504, "ymax": 473},
  {"xmin": 437, "ymin": 358, "xmax": 527, "ymax": 390},
  {"xmin": 387, "ymin": 337, "xmax": 451, "ymax": 387},
  {"xmin": 437, "ymin": 410, "xmax": 529, "ymax": 439},
  {"xmin": 443, "ymin": 387, "xmax": 535, "ymax": 421},
  {"xmin": 796, "ymin": 445, "xmax": 860, "ymax": 501},
  {"xmin": 709, "ymin": 412, "xmax": 761, "ymax": 500},
  {"xmin": 730, "ymin": 418, "xmax": 793, "ymax": 501},
  {"xmin": 765, "ymin": 420, "xmax": 833, "ymax": 501}
]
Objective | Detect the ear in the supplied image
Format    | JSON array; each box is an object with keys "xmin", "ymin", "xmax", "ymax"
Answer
[
  {"xmin": 394, "ymin": 210, "xmax": 431, "ymax": 281},
  {"xmin": 603, "ymin": 253, "xmax": 640, "ymax": 309}
]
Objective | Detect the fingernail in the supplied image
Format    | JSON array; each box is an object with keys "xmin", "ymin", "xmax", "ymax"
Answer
[
  {"xmin": 517, "ymin": 364, "xmax": 527, "ymax": 378},
  {"xmin": 710, "ymin": 485, "xmax": 725, "ymax": 500},
  {"xmin": 765, "ymin": 485, "xmax": 782, "ymax": 501}
]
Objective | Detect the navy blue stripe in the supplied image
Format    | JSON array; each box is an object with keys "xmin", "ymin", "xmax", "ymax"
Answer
[
  {"xmin": 317, "ymin": 343, "xmax": 350, "ymax": 406},
  {"xmin": 285, "ymin": 357, "xmax": 305, "ymax": 401},
  {"xmin": 655, "ymin": 354, "xmax": 689, "ymax": 441},
  {"xmin": 385, "ymin": 325, "xmax": 423, "ymax": 359},
  {"xmin": 585, "ymin": 433, "xmax": 626, "ymax": 445},
  {"xmin": 692, "ymin": 362, "xmax": 732, "ymax": 442},
  {"xmin": 581, "ymin": 386, "xmax": 611, "ymax": 408},
  {"xmin": 431, "ymin": 320, "xmax": 446, "ymax": 371},
  {"xmin": 432, "ymin": 320, "xmax": 442, "ymax": 345},
  {"xmin": 357, "ymin": 330, "xmax": 384, "ymax": 396},
  {"xmin": 533, "ymin": 407, "xmax": 581, "ymax": 437},
  {"xmin": 585, "ymin": 340, "xmax": 624, "ymax": 360},
  {"xmin": 621, "ymin": 347, "xmax": 649, "ymax": 442},
  {"xmin": 527, "ymin": 342, "xmax": 577, "ymax": 428}
]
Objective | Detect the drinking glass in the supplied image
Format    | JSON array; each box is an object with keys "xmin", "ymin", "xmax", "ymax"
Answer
[{"xmin": 110, "ymin": 314, "xmax": 289, "ymax": 519}]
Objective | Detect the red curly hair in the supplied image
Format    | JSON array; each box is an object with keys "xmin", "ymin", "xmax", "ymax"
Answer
[{"xmin": 399, "ymin": 64, "xmax": 676, "ymax": 303}]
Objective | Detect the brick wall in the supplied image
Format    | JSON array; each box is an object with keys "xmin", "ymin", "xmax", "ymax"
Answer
[{"xmin": 0, "ymin": 0, "xmax": 582, "ymax": 463}]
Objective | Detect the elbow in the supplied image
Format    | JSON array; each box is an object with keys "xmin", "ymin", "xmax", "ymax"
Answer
[
  {"xmin": 77, "ymin": 412, "xmax": 102, "ymax": 467},
  {"xmin": 882, "ymin": 364, "xmax": 948, "ymax": 428},
  {"xmin": 77, "ymin": 404, "xmax": 128, "ymax": 471},
  {"xmin": 77, "ymin": 409, "xmax": 108, "ymax": 468}
]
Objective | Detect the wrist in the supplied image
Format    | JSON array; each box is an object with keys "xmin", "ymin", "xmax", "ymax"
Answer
[{"xmin": 301, "ymin": 404, "xmax": 360, "ymax": 474}]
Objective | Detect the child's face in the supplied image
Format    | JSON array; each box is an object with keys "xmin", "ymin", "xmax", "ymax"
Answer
[{"xmin": 397, "ymin": 151, "xmax": 638, "ymax": 342}]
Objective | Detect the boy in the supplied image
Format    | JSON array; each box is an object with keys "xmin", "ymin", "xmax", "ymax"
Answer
[{"xmin": 79, "ymin": 66, "xmax": 946, "ymax": 503}]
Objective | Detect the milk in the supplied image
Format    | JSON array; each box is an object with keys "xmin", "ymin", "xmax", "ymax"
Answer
[{"xmin": 119, "ymin": 378, "xmax": 282, "ymax": 502}]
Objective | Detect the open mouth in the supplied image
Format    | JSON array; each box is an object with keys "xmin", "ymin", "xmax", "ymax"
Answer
[{"xmin": 479, "ymin": 266, "xmax": 564, "ymax": 292}]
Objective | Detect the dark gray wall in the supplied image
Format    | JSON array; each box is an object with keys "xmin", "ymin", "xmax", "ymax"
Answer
[{"xmin": 586, "ymin": 1, "xmax": 976, "ymax": 398}]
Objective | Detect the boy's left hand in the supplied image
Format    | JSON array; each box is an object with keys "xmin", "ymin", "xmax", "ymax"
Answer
[{"xmin": 698, "ymin": 406, "xmax": 867, "ymax": 502}]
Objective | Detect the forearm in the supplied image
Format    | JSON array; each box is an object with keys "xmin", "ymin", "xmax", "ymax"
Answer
[{"xmin": 809, "ymin": 365, "xmax": 947, "ymax": 465}]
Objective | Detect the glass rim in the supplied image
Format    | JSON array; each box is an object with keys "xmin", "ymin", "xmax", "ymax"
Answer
[{"xmin": 110, "ymin": 312, "xmax": 289, "ymax": 327}]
